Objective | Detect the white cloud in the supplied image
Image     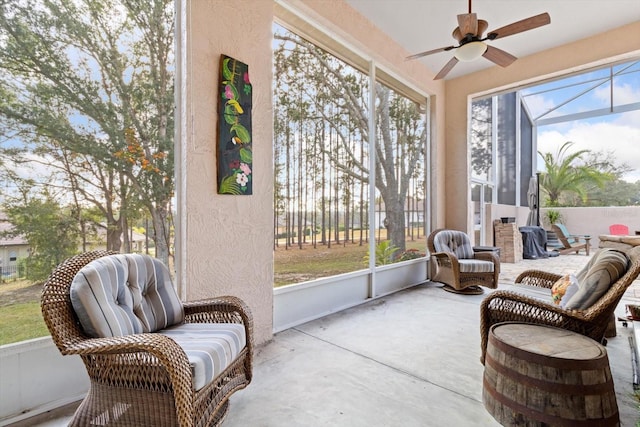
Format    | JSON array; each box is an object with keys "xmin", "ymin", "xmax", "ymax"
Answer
[
  {"xmin": 594, "ymin": 81, "xmax": 640, "ymax": 104},
  {"xmin": 538, "ymin": 113, "xmax": 640, "ymax": 183},
  {"xmin": 523, "ymin": 93, "xmax": 555, "ymax": 118},
  {"xmin": 593, "ymin": 82, "xmax": 640, "ymax": 126}
]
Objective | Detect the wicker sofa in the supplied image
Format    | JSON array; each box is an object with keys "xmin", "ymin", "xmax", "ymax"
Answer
[
  {"xmin": 41, "ymin": 250, "xmax": 253, "ymax": 427},
  {"xmin": 480, "ymin": 247, "xmax": 640, "ymax": 365}
]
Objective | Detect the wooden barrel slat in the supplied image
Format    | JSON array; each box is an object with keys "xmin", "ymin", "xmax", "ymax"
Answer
[{"xmin": 483, "ymin": 322, "xmax": 619, "ymax": 427}]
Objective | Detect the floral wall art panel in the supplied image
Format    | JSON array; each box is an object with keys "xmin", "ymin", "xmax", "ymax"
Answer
[{"xmin": 218, "ymin": 55, "xmax": 252, "ymax": 195}]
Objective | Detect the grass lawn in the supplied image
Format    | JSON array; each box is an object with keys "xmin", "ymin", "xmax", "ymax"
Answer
[
  {"xmin": 274, "ymin": 243, "xmax": 369, "ymax": 286},
  {"xmin": 0, "ymin": 302, "xmax": 48, "ymax": 345},
  {"xmin": 274, "ymin": 239, "xmax": 426, "ymax": 286},
  {"xmin": 0, "ymin": 279, "xmax": 49, "ymax": 345}
]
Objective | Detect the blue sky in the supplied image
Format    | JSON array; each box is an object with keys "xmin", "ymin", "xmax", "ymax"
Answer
[{"xmin": 521, "ymin": 60, "xmax": 640, "ymax": 182}]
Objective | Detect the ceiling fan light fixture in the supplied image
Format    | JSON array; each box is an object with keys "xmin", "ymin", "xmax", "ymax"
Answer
[{"xmin": 454, "ymin": 41, "xmax": 487, "ymax": 62}]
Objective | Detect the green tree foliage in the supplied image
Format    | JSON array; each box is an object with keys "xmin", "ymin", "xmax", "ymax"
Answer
[
  {"xmin": 0, "ymin": 0, "xmax": 174, "ymax": 264},
  {"xmin": 584, "ymin": 179, "xmax": 640, "ymax": 206},
  {"xmin": 580, "ymin": 150, "xmax": 638, "ymax": 206},
  {"xmin": 3, "ymin": 189, "xmax": 80, "ymax": 281},
  {"xmin": 539, "ymin": 141, "xmax": 614, "ymax": 206},
  {"xmin": 470, "ymin": 98, "xmax": 492, "ymax": 178}
]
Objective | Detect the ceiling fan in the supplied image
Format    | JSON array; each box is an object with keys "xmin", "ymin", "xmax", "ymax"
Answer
[{"xmin": 406, "ymin": 0, "xmax": 550, "ymax": 80}]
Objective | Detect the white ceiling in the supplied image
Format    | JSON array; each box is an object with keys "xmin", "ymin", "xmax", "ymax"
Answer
[{"xmin": 344, "ymin": 0, "xmax": 640, "ymax": 80}]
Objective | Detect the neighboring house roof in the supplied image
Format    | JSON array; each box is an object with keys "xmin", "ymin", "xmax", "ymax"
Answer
[
  {"xmin": 131, "ymin": 230, "xmax": 147, "ymax": 243},
  {"xmin": 0, "ymin": 219, "xmax": 28, "ymax": 246}
]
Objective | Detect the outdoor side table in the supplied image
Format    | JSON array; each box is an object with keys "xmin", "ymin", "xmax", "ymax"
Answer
[
  {"xmin": 483, "ymin": 322, "xmax": 618, "ymax": 426},
  {"xmin": 584, "ymin": 235, "xmax": 592, "ymax": 255}
]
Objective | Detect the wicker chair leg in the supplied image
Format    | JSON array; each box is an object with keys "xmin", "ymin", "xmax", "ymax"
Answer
[
  {"xmin": 605, "ymin": 314, "xmax": 617, "ymax": 338},
  {"xmin": 211, "ymin": 400, "xmax": 229, "ymax": 427}
]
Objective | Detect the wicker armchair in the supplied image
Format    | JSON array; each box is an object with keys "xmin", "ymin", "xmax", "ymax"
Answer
[
  {"xmin": 41, "ymin": 250, "xmax": 253, "ymax": 427},
  {"xmin": 427, "ymin": 229, "xmax": 500, "ymax": 294},
  {"xmin": 480, "ymin": 247, "xmax": 640, "ymax": 364}
]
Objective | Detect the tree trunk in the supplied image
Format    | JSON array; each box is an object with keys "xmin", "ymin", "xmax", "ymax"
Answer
[
  {"xmin": 150, "ymin": 204, "xmax": 171, "ymax": 266},
  {"xmin": 385, "ymin": 202, "xmax": 406, "ymax": 255},
  {"xmin": 106, "ymin": 221, "xmax": 123, "ymax": 252}
]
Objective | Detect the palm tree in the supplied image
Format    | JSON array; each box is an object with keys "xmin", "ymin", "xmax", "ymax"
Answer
[{"xmin": 539, "ymin": 141, "xmax": 613, "ymax": 206}]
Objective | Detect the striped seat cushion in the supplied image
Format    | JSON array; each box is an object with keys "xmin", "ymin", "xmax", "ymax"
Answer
[
  {"xmin": 458, "ymin": 259, "xmax": 494, "ymax": 273},
  {"xmin": 70, "ymin": 254, "xmax": 184, "ymax": 337},
  {"xmin": 159, "ymin": 323, "xmax": 247, "ymax": 391}
]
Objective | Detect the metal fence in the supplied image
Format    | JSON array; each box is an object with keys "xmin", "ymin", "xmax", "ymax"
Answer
[{"xmin": 1, "ymin": 264, "xmax": 20, "ymax": 282}]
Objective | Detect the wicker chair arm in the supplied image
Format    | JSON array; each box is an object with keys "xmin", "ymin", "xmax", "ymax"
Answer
[
  {"xmin": 183, "ymin": 295, "xmax": 251, "ymax": 324},
  {"xmin": 568, "ymin": 234, "xmax": 589, "ymax": 241},
  {"xmin": 63, "ymin": 332, "xmax": 194, "ymax": 425},
  {"xmin": 63, "ymin": 332, "xmax": 185, "ymax": 356},
  {"xmin": 514, "ymin": 269, "xmax": 563, "ymax": 289},
  {"xmin": 473, "ymin": 251, "xmax": 499, "ymax": 264},
  {"xmin": 479, "ymin": 290, "xmax": 588, "ymax": 364},
  {"xmin": 482, "ymin": 290, "xmax": 587, "ymax": 322},
  {"xmin": 431, "ymin": 251, "xmax": 459, "ymax": 269}
]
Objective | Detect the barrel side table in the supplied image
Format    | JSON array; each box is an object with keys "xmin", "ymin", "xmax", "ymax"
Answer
[{"xmin": 483, "ymin": 322, "xmax": 619, "ymax": 426}]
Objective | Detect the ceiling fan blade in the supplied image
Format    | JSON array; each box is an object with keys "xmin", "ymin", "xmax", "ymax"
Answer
[
  {"xmin": 457, "ymin": 13, "xmax": 478, "ymax": 36},
  {"xmin": 483, "ymin": 45, "xmax": 517, "ymax": 67},
  {"xmin": 434, "ymin": 57, "xmax": 459, "ymax": 80},
  {"xmin": 477, "ymin": 19, "xmax": 489, "ymax": 38},
  {"xmin": 454, "ymin": 18, "xmax": 488, "ymax": 42},
  {"xmin": 452, "ymin": 27, "xmax": 463, "ymax": 42},
  {"xmin": 405, "ymin": 46, "xmax": 455, "ymax": 61},
  {"xmin": 487, "ymin": 12, "xmax": 551, "ymax": 40}
]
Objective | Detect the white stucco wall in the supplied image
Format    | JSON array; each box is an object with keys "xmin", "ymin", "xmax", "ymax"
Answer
[{"xmin": 177, "ymin": 0, "xmax": 276, "ymax": 344}]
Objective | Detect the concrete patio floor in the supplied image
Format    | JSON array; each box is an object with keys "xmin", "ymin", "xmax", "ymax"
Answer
[{"xmin": 11, "ymin": 252, "xmax": 640, "ymax": 427}]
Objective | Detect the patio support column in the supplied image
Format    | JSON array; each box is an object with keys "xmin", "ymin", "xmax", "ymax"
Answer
[{"xmin": 367, "ymin": 59, "xmax": 377, "ymax": 298}]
